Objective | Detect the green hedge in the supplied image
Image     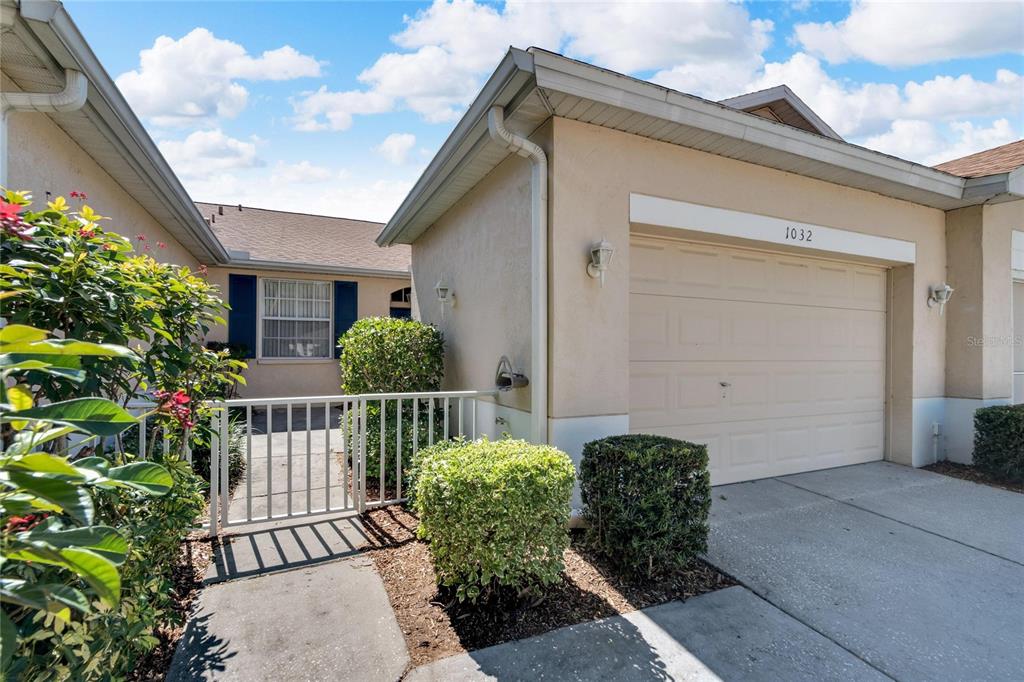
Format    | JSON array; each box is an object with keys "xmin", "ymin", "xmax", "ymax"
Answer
[
  {"xmin": 973, "ymin": 405, "xmax": 1024, "ymax": 483},
  {"xmin": 580, "ymin": 434, "xmax": 711, "ymax": 577},
  {"xmin": 413, "ymin": 438, "xmax": 575, "ymax": 602},
  {"xmin": 339, "ymin": 317, "xmax": 444, "ymax": 488}
]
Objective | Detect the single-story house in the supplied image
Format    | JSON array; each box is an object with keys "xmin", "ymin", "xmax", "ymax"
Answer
[
  {"xmin": 378, "ymin": 47, "xmax": 1024, "ymax": 485},
  {"xmin": 1, "ymin": 0, "xmax": 409, "ymax": 398}
]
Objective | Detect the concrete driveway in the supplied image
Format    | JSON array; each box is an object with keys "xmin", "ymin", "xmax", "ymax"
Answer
[{"xmin": 708, "ymin": 462, "xmax": 1024, "ymax": 681}]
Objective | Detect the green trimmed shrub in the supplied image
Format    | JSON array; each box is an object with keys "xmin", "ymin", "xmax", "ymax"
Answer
[
  {"xmin": 339, "ymin": 317, "xmax": 445, "ymax": 489},
  {"xmin": 580, "ymin": 434, "xmax": 711, "ymax": 577},
  {"xmin": 973, "ymin": 405, "xmax": 1024, "ymax": 483},
  {"xmin": 413, "ymin": 438, "xmax": 575, "ymax": 602}
]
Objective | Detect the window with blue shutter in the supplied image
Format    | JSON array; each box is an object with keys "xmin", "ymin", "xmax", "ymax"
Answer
[
  {"xmin": 228, "ymin": 274, "xmax": 257, "ymax": 359},
  {"xmin": 333, "ymin": 281, "xmax": 358, "ymax": 358}
]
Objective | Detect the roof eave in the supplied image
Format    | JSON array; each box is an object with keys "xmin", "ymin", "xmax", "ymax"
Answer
[
  {"xmin": 221, "ymin": 258, "xmax": 410, "ymax": 280},
  {"xmin": 18, "ymin": 1, "xmax": 230, "ymax": 264}
]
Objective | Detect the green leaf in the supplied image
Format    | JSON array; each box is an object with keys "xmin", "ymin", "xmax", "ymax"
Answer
[
  {"xmin": 1, "ymin": 579, "xmax": 91, "ymax": 618},
  {"xmin": 0, "ymin": 355, "xmax": 86, "ymax": 382},
  {"xmin": 0, "ymin": 324, "xmax": 47, "ymax": 345},
  {"xmin": 4, "ymin": 546, "xmax": 120, "ymax": 606},
  {"xmin": 105, "ymin": 462, "xmax": 173, "ymax": 496},
  {"xmin": 7, "ymin": 384, "xmax": 32, "ymax": 430},
  {"xmin": 72, "ymin": 457, "xmax": 110, "ymax": 476},
  {"xmin": 1, "ymin": 472, "xmax": 94, "ymax": 524},
  {"xmin": 0, "ymin": 338, "xmax": 137, "ymax": 359},
  {"xmin": 1, "ymin": 610, "xmax": 15, "ymax": 673},
  {"xmin": 4, "ymin": 397, "xmax": 137, "ymax": 436},
  {"xmin": 18, "ymin": 525, "xmax": 128, "ymax": 565},
  {"xmin": 3, "ymin": 453, "xmax": 86, "ymax": 479}
]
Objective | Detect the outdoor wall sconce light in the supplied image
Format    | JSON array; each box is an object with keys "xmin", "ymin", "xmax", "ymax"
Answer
[
  {"xmin": 928, "ymin": 283, "xmax": 954, "ymax": 315},
  {"xmin": 495, "ymin": 355, "xmax": 529, "ymax": 391},
  {"xmin": 587, "ymin": 239, "xmax": 615, "ymax": 287},
  {"xmin": 435, "ymin": 279, "xmax": 454, "ymax": 320}
]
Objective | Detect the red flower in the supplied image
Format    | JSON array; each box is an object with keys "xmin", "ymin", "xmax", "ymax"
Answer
[
  {"xmin": 102, "ymin": 243, "xmax": 116, "ymax": 251},
  {"xmin": 69, "ymin": 190, "xmax": 88, "ymax": 200},
  {"xmin": 154, "ymin": 389, "xmax": 194, "ymax": 429},
  {"xmin": 157, "ymin": 241, "xmax": 167, "ymax": 249},
  {"xmin": 198, "ymin": 264, "xmax": 209, "ymax": 276},
  {"xmin": 136, "ymin": 234, "xmax": 146, "ymax": 241},
  {"xmin": 77, "ymin": 227, "xmax": 96, "ymax": 239},
  {"xmin": 4, "ymin": 513, "xmax": 48, "ymax": 534},
  {"xmin": 0, "ymin": 200, "xmax": 22, "ymax": 220},
  {"xmin": 144, "ymin": 244, "xmax": 151, "ymax": 251},
  {"xmin": 1, "ymin": 201, "xmax": 31, "ymax": 241}
]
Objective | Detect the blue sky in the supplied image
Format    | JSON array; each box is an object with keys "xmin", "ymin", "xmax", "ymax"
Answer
[{"xmin": 65, "ymin": 1, "xmax": 1023, "ymax": 221}]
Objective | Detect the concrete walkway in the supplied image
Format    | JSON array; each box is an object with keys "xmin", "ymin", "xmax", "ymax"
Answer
[
  {"xmin": 167, "ymin": 553, "xmax": 408, "ymax": 681},
  {"xmin": 407, "ymin": 586, "xmax": 885, "ymax": 681},
  {"xmin": 708, "ymin": 462, "xmax": 1024, "ymax": 681}
]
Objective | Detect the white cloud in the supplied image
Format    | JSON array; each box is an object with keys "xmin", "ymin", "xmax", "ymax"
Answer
[
  {"xmin": 157, "ymin": 129, "xmax": 262, "ymax": 177},
  {"xmin": 291, "ymin": 0, "xmax": 773, "ymax": 129},
  {"xmin": 376, "ymin": 133, "xmax": 417, "ymax": 165},
  {"xmin": 795, "ymin": 1, "xmax": 1024, "ymax": 67},
  {"xmin": 864, "ymin": 118, "xmax": 1018, "ymax": 166},
  {"xmin": 269, "ymin": 161, "xmax": 338, "ymax": 185},
  {"xmin": 117, "ymin": 28, "xmax": 322, "ymax": 126},
  {"xmin": 744, "ymin": 52, "xmax": 1022, "ymax": 139}
]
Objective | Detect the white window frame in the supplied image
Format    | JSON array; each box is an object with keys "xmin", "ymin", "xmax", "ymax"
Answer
[{"xmin": 256, "ymin": 277, "xmax": 334, "ymax": 362}]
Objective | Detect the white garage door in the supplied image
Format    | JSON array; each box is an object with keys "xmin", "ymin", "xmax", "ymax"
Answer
[{"xmin": 629, "ymin": 235, "xmax": 887, "ymax": 485}]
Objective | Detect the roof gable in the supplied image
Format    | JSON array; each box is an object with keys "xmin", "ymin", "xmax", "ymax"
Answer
[{"xmin": 718, "ymin": 85, "xmax": 843, "ymax": 141}]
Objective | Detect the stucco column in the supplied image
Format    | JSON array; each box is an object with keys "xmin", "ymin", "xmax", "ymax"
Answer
[{"xmin": 942, "ymin": 206, "xmax": 1013, "ymax": 462}]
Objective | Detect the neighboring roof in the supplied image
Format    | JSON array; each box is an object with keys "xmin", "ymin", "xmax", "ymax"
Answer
[
  {"xmin": 195, "ymin": 202, "xmax": 410, "ymax": 278},
  {"xmin": 719, "ymin": 85, "xmax": 843, "ymax": 141},
  {"xmin": 933, "ymin": 140, "xmax": 1024, "ymax": 178},
  {"xmin": 2, "ymin": 0, "xmax": 229, "ymax": 263},
  {"xmin": 379, "ymin": 48, "xmax": 1022, "ymax": 247}
]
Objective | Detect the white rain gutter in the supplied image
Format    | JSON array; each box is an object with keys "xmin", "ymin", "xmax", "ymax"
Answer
[
  {"xmin": 0, "ymin": 69, "xmax": 87, "ymax": 186},
  {"xmin": 487, "ymin": 105, "xmax": 548, "ymax": 444}
]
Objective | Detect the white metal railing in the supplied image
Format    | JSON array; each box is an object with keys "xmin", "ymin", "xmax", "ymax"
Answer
[
  {"xmin": 119, "ymin": 401, "xmax": 191, "ymax": 462},
  {"xmin": 206, "ymin": 390, "xmax": 498, "ymax": 535}
]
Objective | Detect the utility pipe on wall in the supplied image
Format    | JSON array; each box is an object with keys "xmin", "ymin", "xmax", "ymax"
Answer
[
  {"xmin": 487, "ymin": 106, "xmax": 548, "ymax": 443},
  {"xmin": 0, "ymin": 69, "xmax": 88, "ymax": 186}
]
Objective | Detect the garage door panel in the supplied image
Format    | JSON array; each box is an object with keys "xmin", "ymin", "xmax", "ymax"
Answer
[
  {"xmin": 630, "ymin": 235, "xmax": 887, "ymax": 485},
  {"xmin": 631, "ymin": 295, "xmax": 885, "ymax": 363},
  {"xmin": 631, "ymin": 236, "xmax": 887, "ymax": 312}
]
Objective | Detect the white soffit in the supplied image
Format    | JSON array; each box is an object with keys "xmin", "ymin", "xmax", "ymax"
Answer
[{"xmin": 629, "ymin": 193, "xmax": 917, "ymax": 265}]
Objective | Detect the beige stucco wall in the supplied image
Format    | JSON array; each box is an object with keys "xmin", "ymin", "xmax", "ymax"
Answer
[
  {"xmin": 411, "ymin": 147, "xmax": 536, "ymax": 412},
  {"xmin": 206, "ymin": 266, "xmax": 410, "ymax": 398},
  {"xmin": 5, "ymin": 108, "xmax": 199, "ymax": 269},
  {"xmin": 550, "ymin": 118, "xmax": 947, "ymax": 426}
]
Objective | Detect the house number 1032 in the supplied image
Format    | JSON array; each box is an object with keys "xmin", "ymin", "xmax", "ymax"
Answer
[{"xmin": 785, "ymin": 226, "xmax": 812, "ymax": 242}]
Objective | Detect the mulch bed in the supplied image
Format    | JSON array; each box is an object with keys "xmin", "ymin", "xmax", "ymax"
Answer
[
  {"xmin": 924, "ymin": 461, "xmax": 1022, "ymax": 493},
  {"xmin": 361, "ymin": 505, "xmax": 735, "ymax": 668}
]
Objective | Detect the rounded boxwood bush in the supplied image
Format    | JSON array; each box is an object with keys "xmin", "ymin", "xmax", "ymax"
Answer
[
  {"xmin": 974, "ymin": 405, "xmax": 1024, "ymax": 483},
  {"xmin": 339, "ymin": 317, "xmax": 444, "ymax": 488},
  {"xmin": 413, "ymin": 438, "xmax": 575, "ymax": 602},
  {"xmin": 580, "ymin": 434, "xmax": 710, "ymax": 577}
]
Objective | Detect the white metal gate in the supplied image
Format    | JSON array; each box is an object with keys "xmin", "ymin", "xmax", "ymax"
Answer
[{"xmin": 207, "ymin": 390, "xmax": 496, "ymax": 535}]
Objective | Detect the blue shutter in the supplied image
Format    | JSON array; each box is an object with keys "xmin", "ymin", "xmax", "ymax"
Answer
[
  {"xmin": 228, "ymin": 274, "xmax": 257, "ymax": 359},
  {"xmin": 333, "ymin": 281, "xmax": 358, "ymax": 358},
  {"xmin": 390, "ymin": 307, "xmax": 412, "ymax": 319}
]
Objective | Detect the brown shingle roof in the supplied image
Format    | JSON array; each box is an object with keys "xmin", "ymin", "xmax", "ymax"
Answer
[
  {"xmin": 196, "ymin": 202, "xmax": 410, "ymax": 274},
  {"xmin": 933, "ymin": 140, "xmax": 1024, "ymax": 178}
]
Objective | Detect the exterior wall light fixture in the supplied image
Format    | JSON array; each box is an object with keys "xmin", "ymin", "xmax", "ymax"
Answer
[
  {"xmin": 587, "ymin": 239, "xmax": 615, "ymax": 287},
  {"xmin": 928, "ymin": 283, "xmax": 954, "ymax": 315},
  {"xmin": 435, "ymin": 279, "xmax": 454, "ymax": 320}
]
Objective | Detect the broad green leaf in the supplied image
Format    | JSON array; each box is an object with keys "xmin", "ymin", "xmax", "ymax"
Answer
[
  {"xmin": 18, "ymin": 525, "xmax": 128, "ymax": 565},
  {"xmin": 7, "ymin": 384, "xmax": 32, "ymax": 429},
  {"xmin": 1, "ymin": 610, "xmax": 15, "ymax": 672},
  {"xmin": 0, "ymin": 355, "xmax": 86, "ymax": 382},
  {"xmin": 0, "ymin": 579, "xmax": 91, "ymax": 618},
  {"xmin": 105, "ymin": 462, "xmax": 173, "ymax": 496},
  {"xmin": 0, "ymin": 338, "xmax": 137, "ymax": 359},
  {"xmin": 73, "ymin": 456, "xmax": 110, "ymax": 476},
  {"xmin": 5, "ymin": 397, "xmax": 137, "ymax": 436},
  {"xmin": 1, "ymin": 473, "xmax": 94, "ymax": 524},
  {"xmin": 4, "ymin": 546, "xmax": 119, "ymax": 606},
  {"xmin": 3, "ymin": 453, "xmax": 85, "ymax": 479},
  {"xmin": 0, "ymin": 324, "xmax": 47, "ymax": 345},
  {"xmin": 0, "ymin": 492, "xmax": 63, "ymax": 515},
  {"xmin": 9, "ymin": 426, "xmax": 79, "ymax": 454}
]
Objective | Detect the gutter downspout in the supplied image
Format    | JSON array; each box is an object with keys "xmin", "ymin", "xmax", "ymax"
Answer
[
  {"xmin": 1, "ymin": 69, "xmax": 88, "ymax": 186},
  {"xmin": 488, "ymin": 106, "xmax": 548, "ymax": 444}
]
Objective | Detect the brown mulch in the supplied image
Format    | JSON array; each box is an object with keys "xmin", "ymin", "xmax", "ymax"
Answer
[
  {"xmin": 126, "ymin": 531, "xmax": 222, "ymax": 681},
  {"xmin": 361, "ymin": 506, "xmax": 736, "ymax": 668},
  {"xmin": 924, "ymin": 461, "xmax": 1022, "ymax": 493}
]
